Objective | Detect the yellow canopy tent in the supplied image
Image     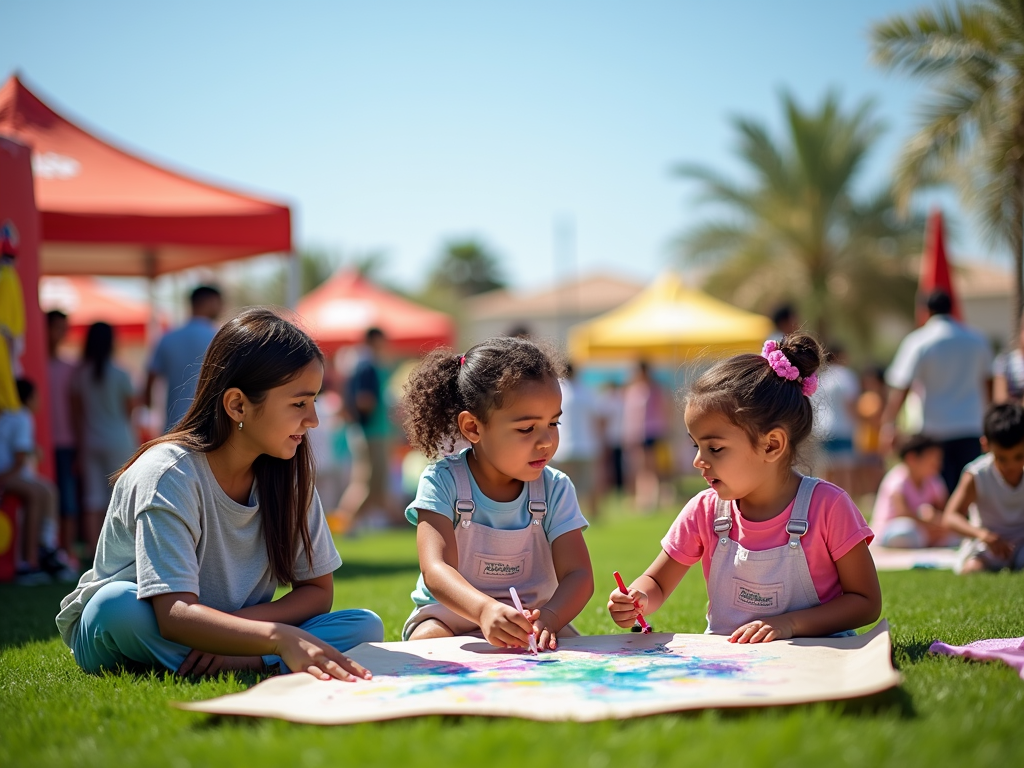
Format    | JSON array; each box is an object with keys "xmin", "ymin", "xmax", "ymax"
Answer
[{"xmin": 568, "ymin": 272, "xmax": 774, "ymax": 363}]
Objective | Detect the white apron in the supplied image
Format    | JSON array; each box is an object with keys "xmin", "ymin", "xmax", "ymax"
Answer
[
  {"xmin": 403, "ymin": 453, "xmax": 577, "ymax": 638},
  {"xmin": 705, "ymin": 475, "xmax": 822, "ymax": 634}
]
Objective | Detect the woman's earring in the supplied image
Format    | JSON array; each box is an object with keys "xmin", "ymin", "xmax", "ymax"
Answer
[{"xmin": 237, "ymin": 421, "xmax": 243, "ymax": 431}]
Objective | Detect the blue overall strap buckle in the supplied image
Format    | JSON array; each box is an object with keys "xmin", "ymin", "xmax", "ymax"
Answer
[
  {"xmin": 785, "ymin": 519, "xmax": 809, "ymax": 536},
  {"xmin": 713, "ymin": 516, "xmax": 732, "ymax": 545},
  {"xmin": 786, "ymin": 518, "xmax": 808, "ymax": 548},
  {"xmin": 455, "ymin": 499, "xmax": 476, "ymax": 529}
]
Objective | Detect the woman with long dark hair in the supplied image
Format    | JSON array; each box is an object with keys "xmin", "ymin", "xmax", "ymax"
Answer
[
  {"xmin": 58, "ymin": 308, "xmax": 383, "ymax": 680},
  {"xmin": 71, "ymin": 322, "xmax": 136, "ymax": 557}
]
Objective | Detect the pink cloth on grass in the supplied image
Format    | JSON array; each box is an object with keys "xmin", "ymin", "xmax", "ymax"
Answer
[{"xmin": 929, "ymin": 637, "xmax": 1024, "ymax": 680}]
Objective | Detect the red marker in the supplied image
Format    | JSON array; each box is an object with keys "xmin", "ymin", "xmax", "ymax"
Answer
[{"xmin": 613, "ymin": 571, "xmax": 652, "ymax": 634}]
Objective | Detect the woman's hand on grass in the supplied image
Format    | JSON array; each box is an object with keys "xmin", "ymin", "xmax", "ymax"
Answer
[
  {"xmin": 274, "ymin": 626, "xmax": 372, "ymax": 682},
  {"xmin": 607, "ymin": 587, "xmax": 647, "ymax": 628},
  {"xmin": 479, "ymin": 600, "xmax": 533, "ymax": 649}
]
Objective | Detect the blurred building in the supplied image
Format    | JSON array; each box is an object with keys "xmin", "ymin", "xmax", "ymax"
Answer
[
  {"xmin": 462, "ymin": 273, "xmax": 644, "ymax": 350},
  {"xmin": 955, "ymin": 260, "xmax": 1014, "ymax": 352}
]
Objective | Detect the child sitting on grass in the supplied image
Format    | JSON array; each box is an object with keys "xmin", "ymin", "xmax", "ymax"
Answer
[
  {"xmin": 871, "ymin": 434, "xmax": 956, "ymax": 548},
  {"xmin": 0, "ymin": 378, "xmax": 73, "ymax": 584},
  {"xmin": 945, "ymin": 403, "xmax": 1024, "ymax": 574},
  {"xmin": 609, "ymin": 334, "xmax": 880, "ymax": 642},
  {"xmin": 400, "ymin": 336, "xmax": 594, "ymax": 651}
]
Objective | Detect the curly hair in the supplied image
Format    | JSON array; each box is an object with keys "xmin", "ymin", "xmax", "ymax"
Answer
[
  {"xmin": 402, "ymin": 336, "xmax": 564, "ymax": 459},
  {"xmin": 684, "ymin": 332, "xmax": 824, "ymax": 466}
]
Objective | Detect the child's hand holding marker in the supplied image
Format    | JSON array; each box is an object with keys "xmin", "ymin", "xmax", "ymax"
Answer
[
  {"xmin": 608, "ymin": 571, "xmax": 652, "ymax": 633},
  {"xmin": 479, "ymin": 598, "xmax": 537, "ymax": 650},
  {"xmin": 509, "ymin": 587, "xmax": 539, "ymax": 655}
]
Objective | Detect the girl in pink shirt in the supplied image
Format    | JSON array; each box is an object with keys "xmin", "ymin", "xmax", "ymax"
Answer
[
  {"xmin": 608, "ymin": 333, "xmax": 881, "ymax": 643},
  {"xmin": 872, "ymin": 434, "xmax": 953, "ymax": 548}
]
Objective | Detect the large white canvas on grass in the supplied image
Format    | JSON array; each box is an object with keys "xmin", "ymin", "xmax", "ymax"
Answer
[{"xmin": 179, "ymin": 620, "xmax": 900, "ymax": 723}]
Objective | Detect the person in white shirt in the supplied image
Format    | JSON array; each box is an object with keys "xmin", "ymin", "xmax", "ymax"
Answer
[
  {"xmin": 881, "ymin": 289, "xmax": 993, "ymax": 492},
  {"xmin": 552, "ymin": 363, "xmax": 602, "ymax": 520},
  {"xmin": 814, "ymin": 344, "xmax": 860, "ymax": 493}
]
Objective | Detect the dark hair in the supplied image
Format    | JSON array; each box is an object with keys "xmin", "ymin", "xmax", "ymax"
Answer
[
  {"xmin": 984, "ymin": 403, "xmax": 1024, "ymax": 449},
  {"xmin": 402, "ymin": 336, "xmax": 564, "ymax": 459},
  {"xmin": 365, "ymin": 327, "xmax": 385, "ymax": 344},
  {"xmin": 771, "ymin": 304, "xmax": 795, "ymax": 327},
  {"xmin": 46, "ymin": 309, "xmax": 68, "ymax": 327},
  {"xmin": 116, "ymin": 307, "xmax": 325, "ymax": 585},
  {"xmin": 190, "ymin": 285, "xmax": 222, "ymax": 306},
  {"xmin": 684, "ymin": 332, "xmax": 823, "ymax": 466},
  {"xmin": 82, "ymin": 322, "xmax": 114, "ymax": 383},
  {"xmin": 15, "ymin": 378, "xmax": 35, "ymax": 405},
  {"xmin": 898, "ymin": 433, "xmax": 940, "ymax": 460},
  {"xmin": 924, "ymin": 289, "xmax": 952, "ymax": 316}
]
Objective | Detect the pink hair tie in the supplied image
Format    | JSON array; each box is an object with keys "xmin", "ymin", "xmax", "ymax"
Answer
[
  {"xmin": 801, "ymin": 373, "xmax": 819, "ymax": 397},
  {"xmin": 458, "ymin": 355, "xmax": 466, "ymax": 366},
  {"xmin": 761, "ymin": 338, "xmax": 816, "ymax": 395}
]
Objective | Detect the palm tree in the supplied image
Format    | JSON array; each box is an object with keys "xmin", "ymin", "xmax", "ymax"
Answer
[
  {"xmin": 676, "ymin": 91, "xmax": 923, "ymax": 351},
  {"xmin": 872, "ymin": 0, "xmax": 1024, "ymax": 333}
]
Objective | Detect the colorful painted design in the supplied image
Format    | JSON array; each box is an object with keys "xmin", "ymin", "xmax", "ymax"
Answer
[
  {"xmin": 339, "ymin": 641, "xmax": 775, "ymax": 704},
  {"xmin": 180, "ymin": 624, "xmax": 901, "ymax": 723}
]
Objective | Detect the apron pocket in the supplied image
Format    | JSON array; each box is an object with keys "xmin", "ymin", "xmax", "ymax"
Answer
[
  {"xmin": 471, "ymin": 550, "xmax": 532, "ymax": 583},
  {"xmin": 731, "ymin": 579, "xmax": 784, "ymax": 615}
]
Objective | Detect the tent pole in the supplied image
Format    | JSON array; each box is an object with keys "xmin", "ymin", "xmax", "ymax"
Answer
[
  {"xmin": 145, "ymin": 249, "xmax": 159, "ymax": 347},
  {"xmin": 286, "ymin": 251, "xmax": 300, "ymax": 309}
]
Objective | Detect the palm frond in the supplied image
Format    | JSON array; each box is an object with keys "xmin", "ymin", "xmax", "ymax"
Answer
[
  {"xmin": 674, "ymin": 163, "xmax": 758, "ymax": 211},
  {"xmin": 870, "ymin": 1, "xmax": 1000, "ymax": 76}
]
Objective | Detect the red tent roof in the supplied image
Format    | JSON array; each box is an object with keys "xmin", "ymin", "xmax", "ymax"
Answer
[
  {"xmin": 0, "ymin": 74, "xmax": 291, "ymax": 276},
  {"xmin": 296, "ymin": 271, "xmax": 455, "ymax": 356},
  {"xmin": 39, "ymin": 276, "xmax": 167, "ymax": 344},
  {"xmin": 917, "ymin": 210, "xmax": 962, "ymax": 325}
]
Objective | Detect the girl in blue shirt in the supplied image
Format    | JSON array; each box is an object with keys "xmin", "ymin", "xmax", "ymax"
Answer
[{"xmin": 401, "ymin": 336, "xmax": 594, "ymax": 651}]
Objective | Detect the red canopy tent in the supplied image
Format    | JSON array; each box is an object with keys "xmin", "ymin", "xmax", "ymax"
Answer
[
  {"xmin": 0, "ymin": 74, "xmax": 292, "ymax": 277},
  {"xmin": 296, "ymin": 270, "xmax": 456, "ymax": 356},
  {"xmin": 40, "ymin": 276, "xmax": 168, "ymax": 344},
  {"xmin": 917, "ymin": 210, "xmax": 962, "ymax": 325}
]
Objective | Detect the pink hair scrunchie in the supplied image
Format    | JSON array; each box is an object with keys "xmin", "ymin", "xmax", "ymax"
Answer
[{"xmin": 760, "ymin": 339, "xmax": 817, "ymax": 396}]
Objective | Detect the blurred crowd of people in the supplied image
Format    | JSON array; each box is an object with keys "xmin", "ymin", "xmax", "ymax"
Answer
[
  {"xmin": 1, "ymin": 285, "xmax": 222, "ymax": 584},
  {"xmin": 5, "ymin": 281, "xmax": 1023, "ymax": 586}
]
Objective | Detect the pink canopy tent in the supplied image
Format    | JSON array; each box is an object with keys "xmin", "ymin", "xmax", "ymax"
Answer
[
  {"xmin": 296, "ymin": 270, "xmax": 456, "ymax": 356},
  {"xmin": 40, "ymin": 276, "xmax": 168, "ymax": 344}
]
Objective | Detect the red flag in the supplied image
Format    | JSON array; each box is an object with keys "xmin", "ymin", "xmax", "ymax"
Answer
[{"xmin": 917, "ymin": 210, "xmax": 962, "ymax": 325}]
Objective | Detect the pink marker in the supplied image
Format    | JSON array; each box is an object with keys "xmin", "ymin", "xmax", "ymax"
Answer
[
  {"xmin": 614, "ymin": 571, "xmax": 652, "ymax": 634},
  {"xmin": 509, "ymin": 587, "xmax": 539, "ymax": 655}
]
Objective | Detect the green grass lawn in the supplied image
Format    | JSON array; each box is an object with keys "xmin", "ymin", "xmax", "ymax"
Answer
[{"xmin": 3, "ymin": 494, "xmax": 1023, "ymax": 768}]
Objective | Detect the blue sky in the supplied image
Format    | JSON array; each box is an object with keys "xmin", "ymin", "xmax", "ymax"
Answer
[{"xmin": 4, "ymin": 0, "xmax": 1004, "ymax": 292}]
